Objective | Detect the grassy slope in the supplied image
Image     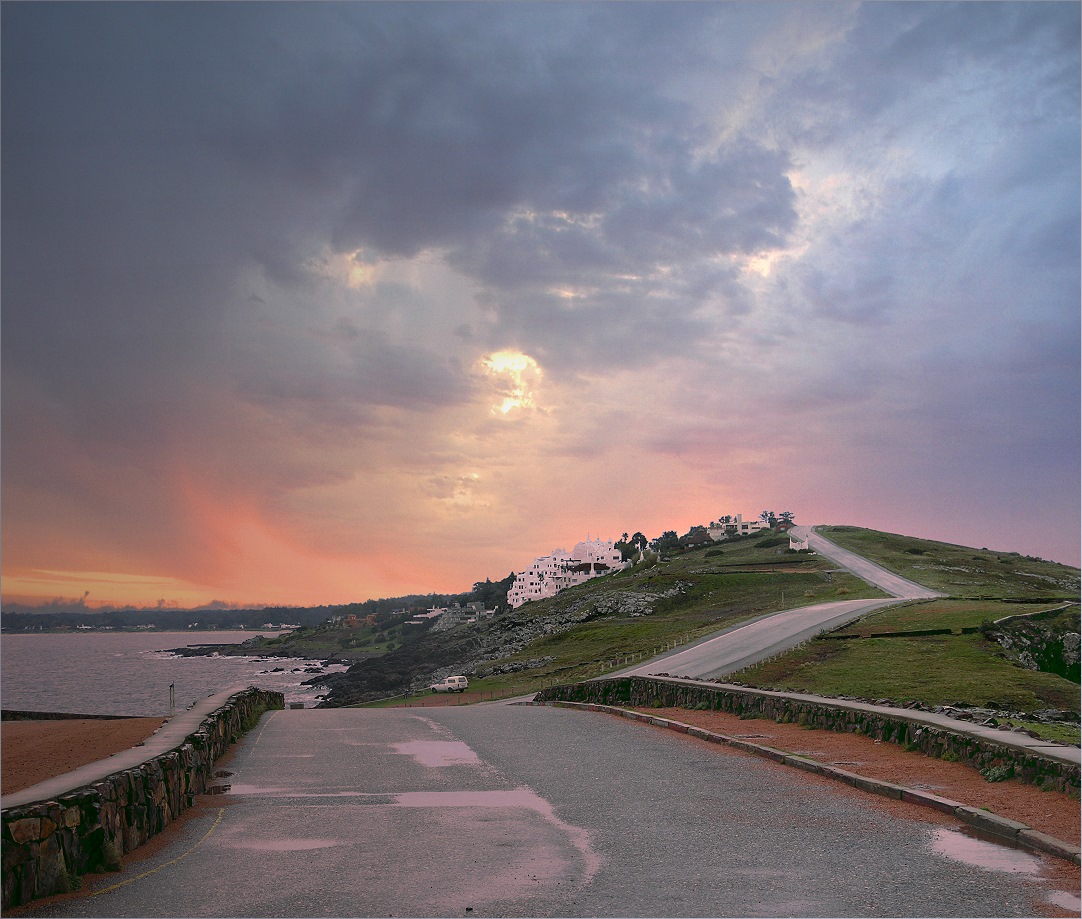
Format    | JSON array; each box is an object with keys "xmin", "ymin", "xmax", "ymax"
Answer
[
  {"xmin": 460, "ymin": 537, "xmax": 885, "ymax": 699},
  {"xmin": 734, "ymin": 527, "xmax": 1080, "ymax": 741},
  {"xmin": 818, "ymin": 525, "xmax": 1079, "ymax": 598},
  {"xmin": 336, "ymin": 536, "xmax": 880, "ymax": 704}
]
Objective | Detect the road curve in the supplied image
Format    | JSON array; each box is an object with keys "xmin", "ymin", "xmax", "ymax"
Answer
[
  {"xmin": 800, "ymin": 526, "xmax": 946, "ymax": 600},
  {"xmin": 617, "ymin": 597, "xmax": 899, "ymax": 681},
  {"xmin": 614, "ymin": 524, "xmax": 940, "ymax": 681}
]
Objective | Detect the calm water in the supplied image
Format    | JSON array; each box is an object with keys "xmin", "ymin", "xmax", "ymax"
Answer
[{"xmin": 0, "ymin": 631, "xmax": 348, "ymax": 715}]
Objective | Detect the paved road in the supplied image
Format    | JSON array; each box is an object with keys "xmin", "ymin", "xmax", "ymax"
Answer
[
  {"xmin": 617, "ymin": 597, "xmax": 900, "ymax": 681},
  {"xmin": 24, "ymin": 706, "xmax": 1065, "ymax": 918},
  {"xmin": 613, "ymin": 524, "xmax": 942, "ymax": 681},
  {"xmin": 800, "ymin": 527, "xmax": 946, "ymax": 600}
]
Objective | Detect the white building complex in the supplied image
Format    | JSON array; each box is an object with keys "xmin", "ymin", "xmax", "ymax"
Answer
[{"xmin": 507, "ymin": 538, "xmax": 628, "ymax": 609}]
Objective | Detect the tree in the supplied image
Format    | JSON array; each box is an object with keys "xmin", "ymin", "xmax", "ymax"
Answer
[
  {"xmin": 631, "ymin": 532, "xmax": 648, "ymax": 550},
  {"xmin": 650, "ymin": 530, "xmax": 680, "ymax": 555},
  {"xmin": 779, "ymin": 511, "xmax": 795, "ymax": 524}
]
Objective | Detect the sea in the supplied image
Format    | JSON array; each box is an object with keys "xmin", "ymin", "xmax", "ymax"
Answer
[{"xmin": 0, "ymin": 631, "xmax": 349, "ymax": 716}]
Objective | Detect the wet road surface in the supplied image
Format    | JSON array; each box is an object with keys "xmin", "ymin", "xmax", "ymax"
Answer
[{"xmin": 23, "ymin": 705, "xmax": 1069, "ymax": 917}]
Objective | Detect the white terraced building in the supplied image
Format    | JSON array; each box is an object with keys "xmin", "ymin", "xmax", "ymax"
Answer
[{"xmin": 507, "ymin": 538, "xmax": 628, "ymax": 609}]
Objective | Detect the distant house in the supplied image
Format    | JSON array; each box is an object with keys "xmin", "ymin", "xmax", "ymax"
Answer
[
  {"xmin": 507, "ymin": 538, "xmax": 628, "ymax": 609},
  {"xmin": 707, "ymin": 514, "xmax": 765, "ymax": 541},
  {"xmin": 680, "ymin": 527, "xmax": 714, "ymax": 550}
]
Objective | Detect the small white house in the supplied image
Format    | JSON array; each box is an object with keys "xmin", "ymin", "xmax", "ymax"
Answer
[{"xmin": 707, "ymin": 514, "xmax": 766, "ymax": 541}]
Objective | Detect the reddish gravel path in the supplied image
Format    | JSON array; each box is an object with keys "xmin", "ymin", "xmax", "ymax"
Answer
[{"xmin": 639, "ymin": 707, "xmax": 1080, "ymax": 846}]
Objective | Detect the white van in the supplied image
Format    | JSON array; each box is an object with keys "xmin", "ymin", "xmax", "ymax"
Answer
[{"xmin": 430, "ymin": 675, "xmax": 469, "ymax": 693}]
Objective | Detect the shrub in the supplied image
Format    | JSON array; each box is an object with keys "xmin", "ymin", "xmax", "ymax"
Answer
[
  {"xmin": 980, "ymin": 764, "xmax": 1014, "ymax": 783},
  {"xmin": 101, "ymin": 838, "xmax": 123, "ymax": 872}
]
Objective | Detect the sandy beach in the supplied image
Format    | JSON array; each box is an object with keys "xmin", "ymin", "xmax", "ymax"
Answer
[{"xmin": 1, "ymin": 717, "xmax": 165, "ymax": 795}]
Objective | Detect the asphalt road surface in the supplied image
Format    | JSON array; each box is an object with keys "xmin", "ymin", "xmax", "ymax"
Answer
[
  {"xmin": 615, "ymin": 525, "xmax": 942, "ymax": 681},
  {"xmin": 801, "ymin": 527, "xmax": 946, "ymax": 600},
  {"xmin": 24, "ymin": 705, "xmax": 1065, "ymax": 918},
  {"xmin": 618, "ymin": 597, "xmax": 901, "ymax": 681}
]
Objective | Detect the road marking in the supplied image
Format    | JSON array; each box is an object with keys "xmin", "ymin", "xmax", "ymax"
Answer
[
  {"xmin": 249, "ymin": 710, "xmax": 277, "ymax": 750},
  {"xmin": 90, "ymin": 807, "xmax": 225, "ymax": 898}
]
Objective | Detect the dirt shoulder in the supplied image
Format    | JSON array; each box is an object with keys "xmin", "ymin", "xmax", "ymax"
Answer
[
  {"xmin": 638, "ymin": 707, "xmax": 1079, "ymax": 846},
  {"xmin": 1, "ymin": 718, "xmax": 166, "ymax": 795}
]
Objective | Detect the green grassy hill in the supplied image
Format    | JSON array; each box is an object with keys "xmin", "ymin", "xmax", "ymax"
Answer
[
  {"xmin": 733, "ymin": 527, "xmax": 1080, "ymax": 742},
  {"xmin": 240, "ymin": 524, "xmax": 1079, "ymax": 738},
  {"xmin": 317, "ymin": 532, "xmax": 881, "ymax": 705},
  {"xmin": 818, "ymin": 526, "xmax": 1079, "ymax": 598}
]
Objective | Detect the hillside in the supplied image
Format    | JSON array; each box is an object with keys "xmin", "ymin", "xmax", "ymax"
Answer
[
  {"xmin": 818, "ymin": 526, "xmax": 1080, "ymax": 598},
  {"xmin": 314, "ymin": 531, "xmax": 881, "ymax": 706},
  {"xmin": 731, "ymin": 527, "xmax": 1080, "ymax": 742}
]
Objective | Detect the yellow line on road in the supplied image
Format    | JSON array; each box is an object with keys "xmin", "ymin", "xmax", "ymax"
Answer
[
  {"xmin": 250, "ymin": 709, "xmax": 278, "ymax": 750},
  {"xmin": 90, "ymin": 807, "xmax": 225, "ymax": 898}
]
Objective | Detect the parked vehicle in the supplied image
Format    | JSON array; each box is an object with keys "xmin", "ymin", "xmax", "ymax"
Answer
[{"xmin": 430, "ymin": 675, "xmax": 469, "ymax": 693}]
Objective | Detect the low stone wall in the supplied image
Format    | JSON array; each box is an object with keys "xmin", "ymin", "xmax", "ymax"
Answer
[
  {"xmin": 536, "ymin": 678, "xmax": 1080, "ymax": 795},
  {"xmin": 1, "ymin": 687, "xmax": 283, "ymax": 909}
]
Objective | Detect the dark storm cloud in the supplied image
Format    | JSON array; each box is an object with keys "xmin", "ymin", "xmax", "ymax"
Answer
[
  {"xmin": 2, "ymin": 1, "xmax": 797, "ymax": 408},
  {"xmin": 2, "ymin": 1, "xmax": 1079, "ymax": 602}
]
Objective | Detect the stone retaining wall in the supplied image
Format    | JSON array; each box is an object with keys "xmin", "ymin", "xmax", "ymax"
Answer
[
  {"xmin": 536, "ymin": 677, "xmax": 1080, "ymax": 794},
  {"xmin": 1, "ymin": 687, "xmax": 283, "ymax": 909}
]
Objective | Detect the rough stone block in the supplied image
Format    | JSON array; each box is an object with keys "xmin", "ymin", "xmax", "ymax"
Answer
[{"xmin": 8, "ymin": 818, "xmax": 41, "ymax": 845}]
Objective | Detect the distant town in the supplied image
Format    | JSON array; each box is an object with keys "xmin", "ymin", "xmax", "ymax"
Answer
[{"xmin": 0, "ymin": 511, "xmax": 797, "ymax": 633}]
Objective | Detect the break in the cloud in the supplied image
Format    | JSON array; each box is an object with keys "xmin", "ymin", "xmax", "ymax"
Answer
[{"xmin": 2, "ymin": 2, "xmax": 1078, "ymax": 609}]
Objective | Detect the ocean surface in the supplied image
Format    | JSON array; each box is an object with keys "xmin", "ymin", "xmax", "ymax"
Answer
[{"xmin": 0, "ymin": 631, "xmax": 349, "ymax": 716}]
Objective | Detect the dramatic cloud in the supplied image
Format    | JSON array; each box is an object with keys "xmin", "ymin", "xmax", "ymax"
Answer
[{"xmin": 2, "ymin": 2, "xmax": 1078, "ymax": 608}]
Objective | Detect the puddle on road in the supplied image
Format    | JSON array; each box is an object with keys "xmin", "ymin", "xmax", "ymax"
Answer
[
  {"xmin": 392, "ymin": 740, "xmax": 481, "ymax": 767},
  {"xmin": 395, "ymin": 787, "xmax": 602, "ymax": 883},
  {"xmin": 930, "ymin": 829, "xmax": 1042, "ymax": 874},
  {"xmin": 221, "ymin": 782, "xmax": 602, "ymax": 884},
  {"xmin": 395, "ymin": 789, "xmax": 543, "ymax": 808},
  {"xmin": 225, "ymin": 785, "xmax": 394, "ymax": 801}
]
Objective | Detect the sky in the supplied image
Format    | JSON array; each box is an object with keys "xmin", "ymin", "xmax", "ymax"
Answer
[{"xmin": 2, "ymin": 2, "xmax": 1079, "ymax": 611}]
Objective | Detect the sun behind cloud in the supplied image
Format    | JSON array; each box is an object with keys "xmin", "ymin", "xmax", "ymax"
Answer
[{"xmin": 480, "ymin": 350, "xmax": 543, "ymax": 415}]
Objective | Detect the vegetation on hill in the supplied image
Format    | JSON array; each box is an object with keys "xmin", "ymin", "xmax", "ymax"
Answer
[
  {"xmin": 818, "ymin": 526, "xmax": 1079, "ymax": 598},
  {"xmin": 315, "ymin": 532, "xmax": 881, "ymax": 706},
  {"xmin": 731, "ymin": 527, "xmax": 1080, "ymax": 743}
]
